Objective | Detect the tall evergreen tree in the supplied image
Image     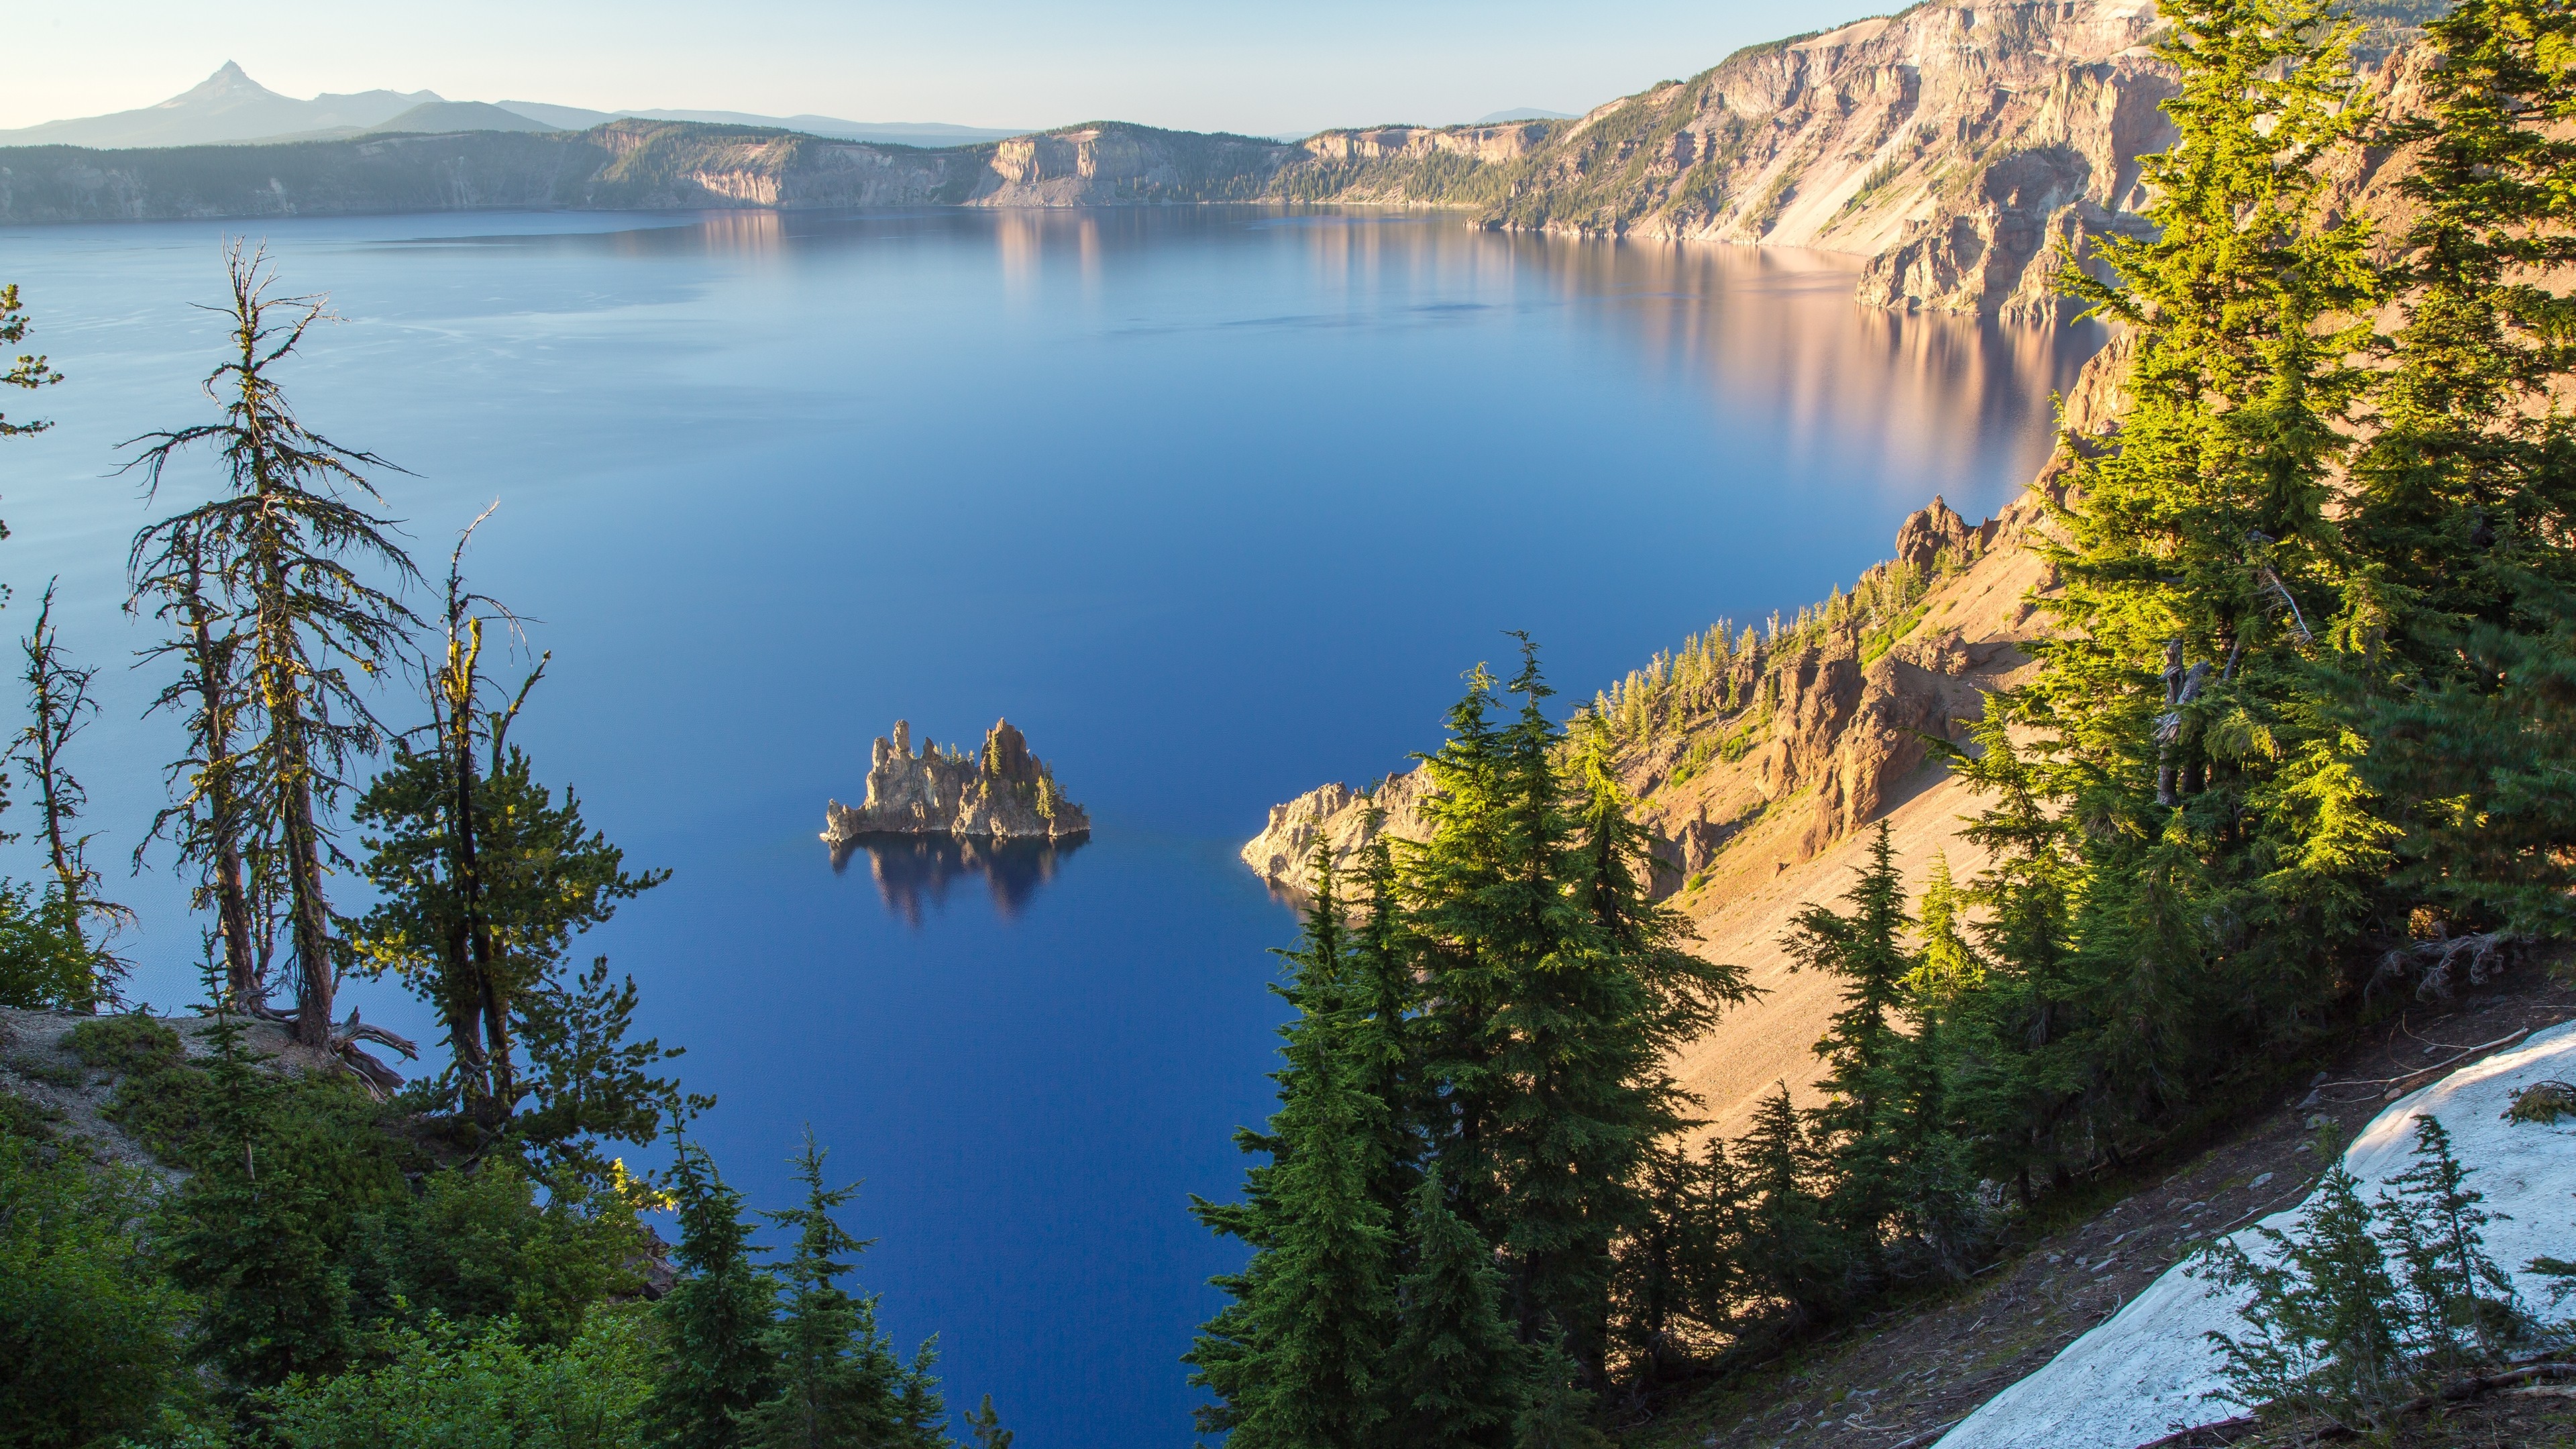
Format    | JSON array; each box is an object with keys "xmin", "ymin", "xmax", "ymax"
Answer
[
  {"xmin": 1349, "ymin": 815, "xmax": 1424, "ymax": 1230},
  {"xmin": 1385, "ymin": 1165, "xmax": 1525, "ymax": 1448},
  {"xmin": 2342, "ymin": 0, "xmax": 2576, "ymax": 938},
  {"xmin": 1939, "ymin": 0, "xmax": 2387, "ymax": 1195},
  {"xmin": 131, "ymin": 521, "xmax": 274, "ymax": 1010},
  {"xmin": 350, "ymin": 526, "xmax": 667, "ymax": 1140},
  {"xmin": 741, "ymin": 1130, "xmax": 909, "ymax": 1449},
  {"xmin": 649, "ymin": 1139, "xmax": 782, "ymax": 1449},
  {"xmin": 1782, "ymin": 821, "xmax": 1915, "ymax": 1251},
  {"xmin": 1733, "ymin": 1084, "xmax": 1843, "ymax": 1331},
  {"xmin": 125, "ymin": 244, "xmax": 421, "ymax": 1048},
  {"xmin": 1187, "ymin": 852, "xmax": 1395, "ymax": 1449}
]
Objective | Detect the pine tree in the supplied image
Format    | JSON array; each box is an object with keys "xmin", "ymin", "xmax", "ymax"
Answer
[
  {"xmin": 1348, "ymin": 816, "xmax": 1424, "ymax": 1231},
  {"xmin": 159, "ymin": 1013, "xmax": 357, "ymax": 1389},
  {"xmin": 1385, "ymin": 1165, "xmax": 1525, "ymax": 1448},
  {"xmin": 894, "ymin": 1338, "xmax": 953, "ymax": 1448},
  {"xmin": 1782, "ymin": 821, "xmax": 1915, "ymax": 1254},
  {"xmin": 2199, "ymin": 1163, "xmax": 2409, "ymax": 1433},
  {"xmin": 963, "ymin": 1394, "xmax": 1012, "ymax": 1449},
  {"xmin": 1186, "ymin": 851, "xmax": 1395, "ymax": 1449},
  {"xmin": 1937, "ymin": 0, "xmax": 2388, "ymax": 1204},
  {"xmin": 1939, "ymin": 700, "xmax": 2090, "ymax": 1205},
  {"xmin": 1907, "ymin": 853, "xmax": 1980, "ymax": 1003},
  {"xmin": 1401, "ymin": 659, "xmax": 1522, "ymax": 1250},
  {"xmin": 1610, "ymin": 1142, "xmax": 1710, "ymax": 1388},
  {"xmin": 1509, "ymin": 1324, "xmax": 1607, "ymax": 1449},
  {"xmin": 130, "ymin": 521, "xmax": 273, "ymax": 1010},
  {"xmin": 2343, "ymin": 0, "xmax": 2576, "ymax": 938},
  {"xmin": 2375, "ymin": 1116, "xmax": 2524, "ymax": 1373},
  {"xmin": 741, "ymin": 1130, "xmax": 905, "ymax": 1449},
  {"xmin": 9, "ymin": 583, "xmax": 132, "ymax": 1008},
  {"xmin": 350, "ymin": 533, "xmax": 666, "ymax": 1138},
  {"xmin": 124, "ymin": 244, "xmax": 421, "ymax": 1049},
  {"xmin": 1735, "ymin": 1084, "xmax": 1843, "ymax": 1331},
  {"xmin": 649, "ymin": 1140, "xmax": 781, "ymax": 1449}
]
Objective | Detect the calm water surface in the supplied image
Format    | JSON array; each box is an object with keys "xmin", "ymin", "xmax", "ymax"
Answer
[{"xmin": 0, "ymin": 207, "xmax": 2099, "ymax": 1446}]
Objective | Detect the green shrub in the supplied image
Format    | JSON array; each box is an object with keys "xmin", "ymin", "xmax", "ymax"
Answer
[
  {"xmin": 0, "ymin": 1137, "xmax": 195, "ymax": 1446},
  {"xmin": 0, "ymin": 1089, "xmax": 63, "ymax": 1143},
  {"xmin": 262, "ymin": 1309, "xmax": 655, "ymax": 1449},
  {"xmin": 5, "ymin": 1051, "xmax": 84, "ymax": 1089},
  {"xmin": 0, "ymin": 880, "xmax": 101, "ymax": 1010},
  {"xmin": 64, "ymin": 1014, "xmax": 184, "ymax": 1074},
  {"xmin": 68, "ymin": 1016, "xmax": 214, "ymax": 1165},
  {"xmin": 352, "ymin": 1161, "xmax": 645, "ymax": 1349}
]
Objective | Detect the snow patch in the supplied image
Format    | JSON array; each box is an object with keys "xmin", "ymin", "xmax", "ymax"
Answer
[{"xmin": 1936, "ymin": 1019, "xmax": 2576, "ymax": 1449}]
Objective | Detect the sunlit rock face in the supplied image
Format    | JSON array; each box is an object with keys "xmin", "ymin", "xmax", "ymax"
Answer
[{"xmin": 823, "ymin": 718, "xmax": 1089, "ymax": 845}]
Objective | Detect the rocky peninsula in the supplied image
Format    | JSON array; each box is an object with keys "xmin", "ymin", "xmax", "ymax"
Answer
[{"xmin": 823, "ymin": 718, "xmax": 1089, "ymax": 845}]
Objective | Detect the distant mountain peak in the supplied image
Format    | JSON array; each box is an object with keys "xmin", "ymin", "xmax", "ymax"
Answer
[{"xmin": 168, "ymin": 60, "xmax": 279, "ymax": 107}]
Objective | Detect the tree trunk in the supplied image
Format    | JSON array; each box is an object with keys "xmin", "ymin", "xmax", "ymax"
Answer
[{"xmin": 281, "ymin": 750, "xmax": 335, "ymax": 1048}]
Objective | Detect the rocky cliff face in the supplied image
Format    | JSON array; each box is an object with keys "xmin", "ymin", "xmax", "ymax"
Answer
[
  {"xmin": 1240, "ymin": 767, "xmax": 1436, "ymax": 890},
  {"xmin": 0, "ymin": 5, "xmax": 2430, "ymax": 319},
  {"xmin": 824, "ymin": 718, "xmax": 1089, "ymax": 844},
  {"xmin": 1235, "ymin": 479, "xmax": 2063, "ymax": 898}
]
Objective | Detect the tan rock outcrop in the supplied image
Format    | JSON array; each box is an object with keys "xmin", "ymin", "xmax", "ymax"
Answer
[
  {"xmin": 1240, "ymin": 766, "xmax": 1434, "ymax": 889},
  {"xmin": 824, "ymin": 718, "xmax": 1089, "ymax": 845}
]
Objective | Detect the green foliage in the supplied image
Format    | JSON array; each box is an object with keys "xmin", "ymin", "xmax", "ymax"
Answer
[
  {"xmin": 739, "ymin": 1129, "xmax": 942, "ymax": 1449},
  {"xmin": 2199, "ymin": 1120, "xmax": 2528, "ymax": 1430},
  {"xmin": 2374, "ymin": 1117, "xmax": 2525, "ymax": 1371},
  {"xmin": 1, "ymin": 280, "xmax": 62, "ymax": 439},
  {"xmin": 2504, "ymin": 1079, "xmax": 2576, "ymax": 1125},
  {"xmin": 1509, "ymin": 1326, "xmax": 1608, "ymax": 1449},
  {"xmin": 1733, "ymin": 1085, "xmax": 1845, "ymax": 1329},
  {"xmin": 124, "ymin": 244, "xmax": 423, "ymax": 1040},
  {"xmin": 68, "ymin": 1015, "xmax": 216, "ymax": 1165},
  {"xmin": 352, "ymin": 724, "xmax": 669, "ymax": 1135},
  {"xmin": 0, "ymin": 1138, "xmax": 195, "ymax": 1446},
  {"xmin": 261, "ymin": 1309, "xmax": 655, "ymax": 1449},
  {"xmin": 349, "ymin": 1159, "xmax": 643, "ymax": 1349},
  {"xmin": 158, "ymin": 1016, "xmax": 407, "ymax": 1389},
  {"xmin": 2198, "ymin": 1163, "xmax": 2410, "ymax": 1430},
  {"xmin": 0, "ymin": 880, "xmax": 103, "ymax": 1010},
  {"xmin": 512, "ymin": 956, "xmax": 695, "ymax": 1193},
  {"xmin": 963, "ymin": 1395, "xmax": 1012, "ymax": 1449},
  {"xmin": 1387, "ymin": 1166, "xmax": 1525, "ymax": 1447},
  {"xmin": 649, "ymin": 1140, "xmax": 782, "ymax": 1449},
  {"xmin": 1187, "ymin": 852, "xmax": 1397, "ymax": 1449}
]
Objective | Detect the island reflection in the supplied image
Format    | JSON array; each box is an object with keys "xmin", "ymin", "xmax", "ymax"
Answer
[{"xmin": 828, "ymin": 834, "xmax": 1085, "ymax": 925}]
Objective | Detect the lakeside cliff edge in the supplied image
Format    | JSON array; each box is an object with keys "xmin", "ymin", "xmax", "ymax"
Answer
[{"xmin": 824, "ymin": 718, "xmax": 1089, "ymax": 845}]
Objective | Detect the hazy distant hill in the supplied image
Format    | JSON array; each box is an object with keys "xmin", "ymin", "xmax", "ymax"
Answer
[
  {"xmin": 0, "ymin": 62, "xmax": 441, "ymax": 148},
  {"xmin": 3, "ymin": 62, "xmax": 1029, "ymax": 153},
  {"xmin": 494, "ymin": 104, "xmax": 1022, "ymax": 150},
  {"xmin": 1470, "ymin": 108, "xmax": 1576, "ymax": 124}
]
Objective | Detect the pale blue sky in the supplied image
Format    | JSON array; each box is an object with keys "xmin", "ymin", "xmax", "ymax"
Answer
[{"xmin": 9, "ymin": 0, "xmax": 1890, "ymax": 136}]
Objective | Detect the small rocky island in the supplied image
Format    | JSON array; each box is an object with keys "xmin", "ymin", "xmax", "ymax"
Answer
[{"xmin": 823, "ymin": 718, "xmax": 1089, "ymax": 845}]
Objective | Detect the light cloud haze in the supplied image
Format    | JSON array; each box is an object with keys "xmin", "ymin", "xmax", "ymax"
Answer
[{"xmin": 7, "ymin": 0, "xmax": 1888, "ymax": 136}]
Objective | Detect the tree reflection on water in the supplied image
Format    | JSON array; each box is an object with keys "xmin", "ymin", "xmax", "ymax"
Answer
[{"xmin": 828, "ymin": 833, "xmax": 1086, "ymax": 925}]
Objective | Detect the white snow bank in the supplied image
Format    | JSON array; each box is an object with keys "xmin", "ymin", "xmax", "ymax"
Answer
[{"xmin": 1935, "ymin": 1019, "xmax": 2576, "ymax": 1449}]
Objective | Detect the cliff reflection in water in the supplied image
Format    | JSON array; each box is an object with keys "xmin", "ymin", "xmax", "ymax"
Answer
[{"xmin": 829, "ymin": 833, "xmax": 1085, "ymax": 925}]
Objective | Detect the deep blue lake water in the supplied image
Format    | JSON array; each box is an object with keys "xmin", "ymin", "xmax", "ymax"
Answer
[{"xmin": 0, "ymin": 207, "xmax": 2098, "ymax": 1446}]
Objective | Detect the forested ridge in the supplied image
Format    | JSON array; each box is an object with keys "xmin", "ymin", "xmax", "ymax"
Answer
[{"xmin": 1189, "ymin": 1, "xmax": 2576, "ymax": 1444}]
